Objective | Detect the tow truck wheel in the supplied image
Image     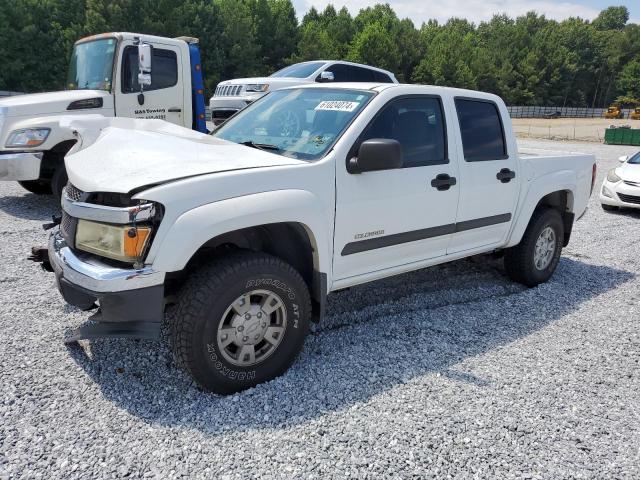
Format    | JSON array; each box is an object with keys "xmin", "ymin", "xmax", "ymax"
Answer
[
  {"xmin": 504, "ymin": 208, "xmax": 564, "ymax": 287},
  {"xmin": 171, "ymin": 251, "xmax": 311, "ymax": 394},
  {"xmin": 51, "ymin": 166, "xmax": 68, "ymax": 200},
  {"xmin": 18, "ymin": 180, "xmax": 53, "ymax": 195}
]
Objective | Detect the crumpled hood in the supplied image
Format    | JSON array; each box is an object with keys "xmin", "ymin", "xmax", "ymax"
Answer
[
  {"xmin": 0, "ymin": 90, "xmax": 111, "ymax": 118},
  {"xmin": 64, "ymin": 117, "xmax": 305, "ymax": 194},
  {"xmin": 618, "ymin": 161, "xmax": 640, "ymax": 183}
]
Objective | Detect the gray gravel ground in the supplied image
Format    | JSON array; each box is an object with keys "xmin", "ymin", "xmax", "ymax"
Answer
[{"xmin": 1, "ymin": 139, "xmax": 639, "ymax": 479}]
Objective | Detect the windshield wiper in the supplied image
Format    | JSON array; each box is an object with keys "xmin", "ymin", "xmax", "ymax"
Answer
[{"xmin": 240, "ymin": 140, "xmax": 281, "ymax": 152}]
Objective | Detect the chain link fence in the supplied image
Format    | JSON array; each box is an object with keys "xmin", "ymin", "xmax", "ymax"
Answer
[{"xmin": 508, "ymin": 105, "xmax": 635, "ymax": 119}]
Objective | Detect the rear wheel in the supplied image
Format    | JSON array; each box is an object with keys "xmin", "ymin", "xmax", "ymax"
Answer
[
  {"xmin": 504, "ymin": 208, "xmax": 564, "ymax": 287},
  {"xmin": 18, "ymin": 180, "xmax": 52, "ymax": 195},
  {"xmin": 171, "ymin": 252, "xmax": 311, "ymax": 394}
]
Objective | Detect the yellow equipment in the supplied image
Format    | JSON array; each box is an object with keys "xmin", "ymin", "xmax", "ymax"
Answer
[{"xmin": 604, "ymin": 106, "xmax": 624, "ymax": 119}]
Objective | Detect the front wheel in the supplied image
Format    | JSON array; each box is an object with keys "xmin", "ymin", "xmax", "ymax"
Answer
[
  {"xmin": 51, "ymin": 166, "xmax": 68, "ymax": 200},
  {"xmin": 601, "ymin": 203, "xmax": 618, "ymax": 212},
  {"xmin": 504, "ymin": 208, "xmax": 564, "ymax": 287},
  {"xmin": 171, "ymin": 252, "xmax": 311, "ymax": 394}
]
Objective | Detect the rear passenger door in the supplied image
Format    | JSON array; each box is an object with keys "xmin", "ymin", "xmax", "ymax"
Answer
[
  {"xmin": 447, "ymin": 98, "xmax": 519, "ymax": 254},
  {"xmin": 333, "ymin": 95, "xmax": 460, "ymax": 280}
]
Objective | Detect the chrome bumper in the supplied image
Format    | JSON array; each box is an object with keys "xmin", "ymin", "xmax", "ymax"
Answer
[
  {"xmin": 48, "ymin": 230, "xmax": 164, "ymax": 293},
  {"xmin": 0, "ymin": 151, "xmax": 43, "ymax": 181}
]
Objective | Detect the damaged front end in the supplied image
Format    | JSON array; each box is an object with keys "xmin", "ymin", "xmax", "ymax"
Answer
[{"xmin": 32, "ymin": 183, "xmax": 165, "ymax": 343}]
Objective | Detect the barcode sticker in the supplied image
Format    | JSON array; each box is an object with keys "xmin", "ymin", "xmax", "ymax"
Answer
[{"xmin": 315, "ymin": 101, "xmax": 360, "ymax": 112}]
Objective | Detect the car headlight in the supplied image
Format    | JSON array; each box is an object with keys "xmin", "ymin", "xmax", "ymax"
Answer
[
  {"xmin": 75, "ymin": 220, "xmax": 152, "ymax": 263},
  {"xmin": 245, "ymin": 84, "xmax": 269, "ymax": 93},
  {"xmin": 606, "ymin": 169, "xmax": 621, "ymax": 183},
  {"xmin": 5, "ymin": 128, "xmax": 50, "ymax": 148}
]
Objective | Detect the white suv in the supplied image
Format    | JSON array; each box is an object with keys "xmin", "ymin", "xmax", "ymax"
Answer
[{"xmin": 209, "ymin": 60, "xmax": 398, "ymax": 126}]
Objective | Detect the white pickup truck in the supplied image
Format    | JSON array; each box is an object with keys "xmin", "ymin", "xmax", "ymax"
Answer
[{"xmin": 41, "ymin": 83, "xmax": 596, "ymax": 394}]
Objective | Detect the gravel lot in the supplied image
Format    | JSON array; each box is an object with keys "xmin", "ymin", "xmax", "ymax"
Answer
[{"xmin": 1, "ymin": 139, "xmax": 639, "ymax": 479}]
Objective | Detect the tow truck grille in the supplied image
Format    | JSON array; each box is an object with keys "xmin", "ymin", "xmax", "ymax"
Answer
[{"xmin": 617, "ymin": 193, "xmax": 640, "ymax": 205}]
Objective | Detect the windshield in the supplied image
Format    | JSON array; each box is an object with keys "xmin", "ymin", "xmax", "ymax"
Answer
[
  {"xmin": 214, "ymin": 88, "xmax": 374, "ymax": 160},
  {"xmin": 270, "ymin": 62, "xmax": 326, "ymax": 79},
  {"xmin": 67, "ymin": 38, "xmax": 117, "ymax": 91},
  {"xmin": 628, "ymin": 152, "xmax": 640, "ymax": 164}
]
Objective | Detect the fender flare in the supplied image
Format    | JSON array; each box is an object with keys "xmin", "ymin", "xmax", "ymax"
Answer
[
  {"xmin": 148, "ymin": 189, "xmax": 333, "ymax": 282},
  {"xmin": 506, "ymin": 170, "xmax": 576, "ymax": 248}
]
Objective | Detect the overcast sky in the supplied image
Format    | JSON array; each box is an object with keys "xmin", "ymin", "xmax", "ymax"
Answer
[{"xmin": 290, "ymin": 0, "xmax": 639, "ymax": 26}]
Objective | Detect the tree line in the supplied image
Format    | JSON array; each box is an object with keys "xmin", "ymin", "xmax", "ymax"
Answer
[{"xmin": 0, "ymin": 1, "xmax": 638, "ymax": 107}]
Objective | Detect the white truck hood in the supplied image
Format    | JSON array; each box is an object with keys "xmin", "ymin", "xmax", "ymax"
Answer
[
  {"xmin": 64, "ymin": 117, "xmax": 305, "ymax": 194},
  {"xmin": 0, "ymin": 90, "xmax": 111, "ymax": 118}
]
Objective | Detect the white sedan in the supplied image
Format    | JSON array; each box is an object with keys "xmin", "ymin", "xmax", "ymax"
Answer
[{"xmin": 600, "ymin": 151, "xmax": 640, "ymax": 211}]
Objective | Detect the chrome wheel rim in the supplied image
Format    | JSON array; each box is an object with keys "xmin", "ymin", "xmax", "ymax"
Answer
[
  {"xmin": 216, "ymin": 290, "xmax": 287, "ymax": 367},
  {"xmin": 534, "ymin": 226, "xmax": 556, "ymax": 270}
]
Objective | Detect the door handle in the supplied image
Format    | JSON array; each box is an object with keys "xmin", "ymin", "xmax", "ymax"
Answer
[
  {"xmin": 496, "ymin": 168, "xmax": 516, "ymax": 183},
  {"xmin": 430, "ymin": 173, "xmax": 457, "ymax": 191},
  {"xmin": 168, "ymin": 107, "xmax": 182, "ymax": 113}
]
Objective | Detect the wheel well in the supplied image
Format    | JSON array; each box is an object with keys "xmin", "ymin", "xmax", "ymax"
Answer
[
  {"xmin": 533, "ymin": 190, "xmax": 574, "ymax": 246},
  {"xmin": 39, "ymin": 140, "xmax": 76, "ymax": 179},
  {"xmin": 177, "ymin": 223, "xmax": 325, "ymax": 321}
]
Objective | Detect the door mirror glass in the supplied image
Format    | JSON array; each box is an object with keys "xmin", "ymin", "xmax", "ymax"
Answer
[
  {"xmin": 618, "ymin": 155, "xmax": 629, "ymax": 163},
  {"xmin": 137, "ymin": 43, "xmax": 152, "ymax": 87},
  {"xmin": 317, "ymin": 71, "xmax": 334, "ymax": 83},
  {"xmin": 348, "ymin": 139, "xmax": 403, "ymax": 174}
]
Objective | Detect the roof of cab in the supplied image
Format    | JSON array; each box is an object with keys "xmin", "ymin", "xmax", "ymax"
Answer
[{"xmin": 284, "ymin": 82, "xmax": 505, "ymax": 103}]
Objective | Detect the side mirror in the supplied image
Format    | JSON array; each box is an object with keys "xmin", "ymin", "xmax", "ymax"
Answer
[
  {"xmin": 619, "ymin": 155, "xmax": 629, "ymax": 163},
  {"xmin": 347, "ymin": 139, "xmax": 403, "ymax": 174},
  {"xmin": 317, "ymin": 71, "xmax": 335, "ymax": 83},
  {"xmin": 137, "ymin": 43, "xmax": 152, "ymax": 87}
]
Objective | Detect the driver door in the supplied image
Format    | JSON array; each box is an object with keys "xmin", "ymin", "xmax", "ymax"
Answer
[
  {"xmin": 333, "ymin": 95, "xmax": 460, "ymax": 281},
  {"xmin": 115, "ymin": 40, "xmax": 185, "ymax": 126}
]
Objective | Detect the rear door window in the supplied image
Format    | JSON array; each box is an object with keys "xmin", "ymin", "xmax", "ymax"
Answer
[{"xmin": 454, "ymin": 99, "xmax": 507, "ymax": 161}]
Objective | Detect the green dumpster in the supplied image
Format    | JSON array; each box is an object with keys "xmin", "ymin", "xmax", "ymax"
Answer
[{"xmin": 604, "ymin": 128, "xmax": 640, "ymax": 146}]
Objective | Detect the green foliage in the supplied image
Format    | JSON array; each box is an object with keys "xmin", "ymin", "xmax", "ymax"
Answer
[
  {"xmin": 616, "ymin": 57, "xmax": 640, "ymax": 99},
  {"xmin": 0, "ymin": 1, "xmax": 638, "ymax": 107}
]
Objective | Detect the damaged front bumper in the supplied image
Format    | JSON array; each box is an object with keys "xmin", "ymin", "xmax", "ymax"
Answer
[{"xmin": 47, "ymin": 230, "xmax": 165, "ymax": 342}]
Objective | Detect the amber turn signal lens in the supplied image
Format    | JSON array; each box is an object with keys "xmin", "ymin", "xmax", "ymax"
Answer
[{"xmin": 124, "ymin": 227, "xmax": 151, "ymax": 258}]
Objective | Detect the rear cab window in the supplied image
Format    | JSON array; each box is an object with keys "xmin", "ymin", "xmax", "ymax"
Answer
[{"xmin": 454, "ymin": 98, "xmax": 507, "ymax": 161}]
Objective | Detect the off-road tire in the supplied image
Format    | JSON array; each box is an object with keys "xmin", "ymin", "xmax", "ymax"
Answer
[
  {"xmin": 170, "ymin": 251, "xmax": 311, "ymax": 394},
  {"xmin": 504, "ymin": 208, "xmax": 564, "ymax": 287},
  {"xmin": 18, "ymin": 180, "xmax": 52, "ymax": 195},
  {"xmin": 51, "ymin": 166, "xmax": 68, "ymax": 200}
]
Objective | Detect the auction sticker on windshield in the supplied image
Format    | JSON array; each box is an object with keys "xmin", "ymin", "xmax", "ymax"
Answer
[{"xmin": 315, "ymin": 101, "xmax": 360, "ymax": 112}]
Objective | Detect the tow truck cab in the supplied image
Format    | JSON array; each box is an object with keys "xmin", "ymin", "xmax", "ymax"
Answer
[{"xmin": 0, "ymin": 32, "xmax": 207, "ymax": 197}]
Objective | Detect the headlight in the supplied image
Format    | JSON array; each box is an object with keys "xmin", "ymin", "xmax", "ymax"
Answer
[
  {"xmin": 245, "ymin": 84, "xmax": 269, "ymax": 93},
  {"xmin": 606, "ymin": 169, "xmax": 621, "ymax": 183},
  {"xmin": 75, "ymin": 220, "xmax": 151, "ymax": 263},
  {"xmin": 5, "ymin": 128, "xmax": 50, "ymax": 148}
]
